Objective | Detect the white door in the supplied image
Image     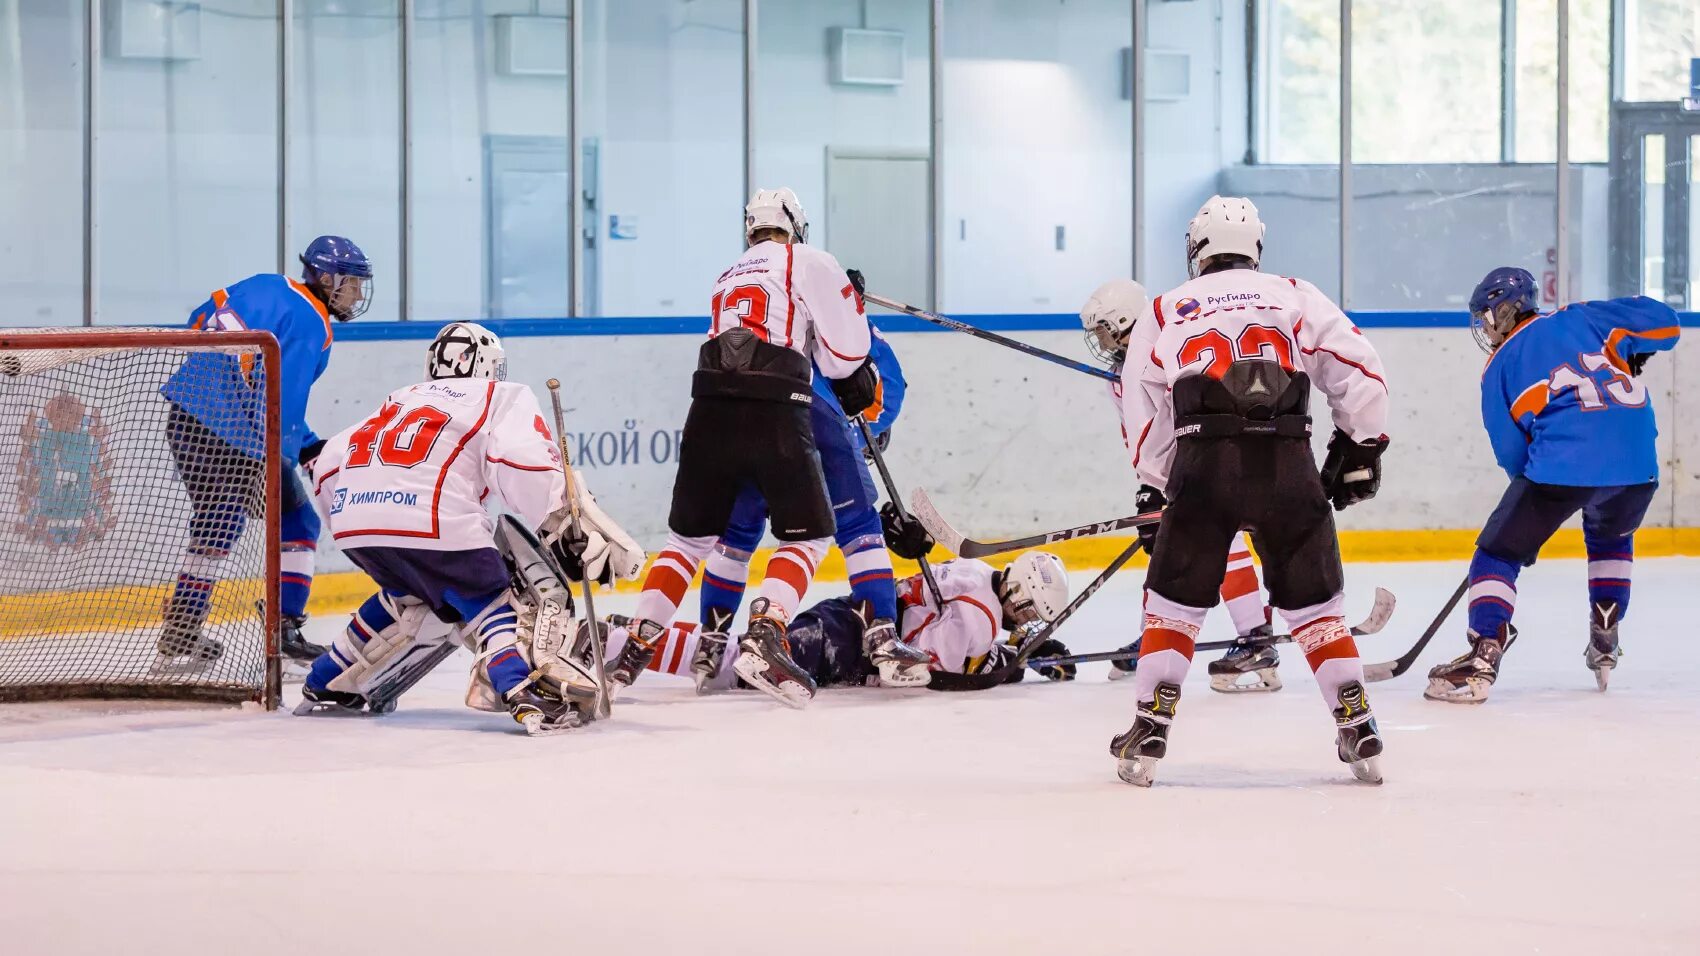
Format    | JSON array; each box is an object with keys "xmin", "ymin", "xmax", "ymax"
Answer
[{"xmin": 824, "ymin": 151, "xmax": 932, "ymax": 309}]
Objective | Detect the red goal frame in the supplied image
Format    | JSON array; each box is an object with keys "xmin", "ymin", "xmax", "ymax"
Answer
[{"xmin": 0, "ymin": 329, "xmax": 283, "ymax": 710}]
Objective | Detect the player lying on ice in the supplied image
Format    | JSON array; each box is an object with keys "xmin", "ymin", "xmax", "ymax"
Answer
[
  {"xmin": 295, "ymin": 322, "xmax": 646, "ymax": 735},
  {"xmin": 604, "ymin": 549, "xmax": 1073, "ymax": 691},
  {"xmin": 1079, "ymin": 278, "xmax": 1282, "ymax": 692},
  {"xmin": 602, "ymin": 267, "xmax": 929, "ymax": 697},
  {"xmin": 1424, "ymin": 267, "xmax": 1681, "ymax": 703},
  {"xmin": 1109, "ymin": 196, "xmax": 1392, "ymax": 787}
]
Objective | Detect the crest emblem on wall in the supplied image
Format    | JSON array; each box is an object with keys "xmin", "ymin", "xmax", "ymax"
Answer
[{"xmin": 14, "ymin": 392, "xmax": 113, "ymax": 550}]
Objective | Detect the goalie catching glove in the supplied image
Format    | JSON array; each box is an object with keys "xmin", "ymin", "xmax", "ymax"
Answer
[{"xmin": 539, "ymin": 469, "xmax": 646, "ymax": 586}]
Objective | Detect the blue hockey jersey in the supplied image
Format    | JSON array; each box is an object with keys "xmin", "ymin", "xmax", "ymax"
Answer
[
  {"xmin": 814, "ymin": 324, "xmax": 906, "ymax": 445},
  {"xmin": 160, "ymin": 273, "xmax": 334, "ymax": 461},
  {"xmin": 1480, "ymin": 296, "xmax": 1680, "ymax": 486}
]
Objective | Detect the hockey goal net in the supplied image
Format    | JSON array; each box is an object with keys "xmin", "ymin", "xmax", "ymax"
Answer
[{"xmin": 0, "ymin": 329, "xmax": 281, "ymax": 709}]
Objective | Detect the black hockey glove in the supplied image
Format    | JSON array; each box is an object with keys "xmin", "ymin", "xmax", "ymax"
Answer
[
  {"xmin": 1026, "ymin": 638, "xmax": 1076, "ymax": 682},
  {"xmin": 1627, "ymin": 352, "xmax": 1652, "ymax": 377},
  {"xmin": 830, "ymin": 357, "xmax": 882, "ymax": 417},
  {"xmin": 1319, "ymin": 428, "xmax": 1389, "ymax": 512},
  {"xmin": 880, "ymin": 500, "xmax": 935, "ymax": 560},
  {"xmin": 298, "ymin": 438, "xmax": 326, "ymax": 470},
  {"xmin": 861, "ymin": 426, "xmax": 892, "ymax": 465},
  {"xmin": 845, "ymin": 267, "xmax": 867, "ymax": 298},
  {"xmin": 1134, "ymin": 485, "xmax": 1165, "ymax": 555}
]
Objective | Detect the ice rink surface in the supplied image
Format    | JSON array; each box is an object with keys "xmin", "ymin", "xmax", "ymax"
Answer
[{"xmin": 3, "ymin": 557, "xmax": 1697, "ymax": 955}]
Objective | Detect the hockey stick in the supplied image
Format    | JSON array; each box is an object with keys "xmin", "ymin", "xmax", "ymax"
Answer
[
  {"xmin": 911, "ymin": 486, "xmax": 1163, "ymax": 559},
  {"xmin": 546, "ymin": 378, "xmax": 613, "ymax": 720},
  {"xmin": 1362, "ymin": 575, "xmax": 1468, "ymax": 683},
  {"xmin": 927, "ymin": 536, "xmax": 1145, "ymax": 692},
  {"xmin": 864, "ymin": 292, "xmax": 1117, "ymax": 383},
  {"xmin": 1024, "ymin": 587, "xmax": 1397, "ymax": 671},
  {"xmin": 853, "ymin": 416, "xmax": 944, "ymax": 608}
]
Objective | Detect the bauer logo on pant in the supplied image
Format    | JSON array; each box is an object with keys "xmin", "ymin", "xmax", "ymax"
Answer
[{"xmin": 13, "ymin": 392, "xmax": 114, "ymax": 551}]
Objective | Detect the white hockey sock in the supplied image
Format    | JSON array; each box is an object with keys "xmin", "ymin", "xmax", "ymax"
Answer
[
  {"xmin": 1134, "ymin": 590, "xmax": 1209, "ymax": 703},
  {"xmin": 754, "ymin": 537, "xmax": 829, "ymax": 623},
  {"xmin": 634, "ymin": 532, "xmax": 716, "ymax": 626}
]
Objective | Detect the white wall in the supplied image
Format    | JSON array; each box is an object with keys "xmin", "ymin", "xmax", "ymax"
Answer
[{"xmin": 301, "ymin": 324, "xmax": 1694, "ymax": 572}]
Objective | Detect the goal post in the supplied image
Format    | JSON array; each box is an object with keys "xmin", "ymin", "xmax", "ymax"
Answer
[{"xmin": 0, "ymin": 329, "xmax": 283, "ymax": 709}]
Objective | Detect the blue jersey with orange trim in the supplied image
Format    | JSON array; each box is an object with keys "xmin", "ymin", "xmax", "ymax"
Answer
[
  {"xmin": 1480, "ymin": 296, "xmax": 1680, "ymax": 486},
  {"xmin": 161, "ymin": 273, "xmax": 334, "ymax": 461},
  {"xmin": 813, "ymin": 324, "xmax": 905, "ymax": 444}
]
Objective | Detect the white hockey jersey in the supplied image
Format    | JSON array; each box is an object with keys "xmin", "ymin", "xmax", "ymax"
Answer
[
  {"xmin": 710, "ymin": 240, "xmax": 869, "ymax": 379},
  {"xmin": 312, "ymin": 378, "xmax": 565, "ymax": 551},
  {"xmin": 897, "ymin": 560, "xmax": 1005, "ymax": 674},
  {"xmin": 1123, "ymin": 271, "xmax": 1389, "ymax": 492}
]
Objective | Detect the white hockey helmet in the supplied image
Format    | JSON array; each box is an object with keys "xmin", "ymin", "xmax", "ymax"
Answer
[
  {"xmin": 1185, "ymin": 195, "xmax": 1265, "ymax": 278},
  {"xmin": 744, "ymin": 187, "xmax": 809, "ymax": 245},
  {"xmin": 426, "ymin": 322, "xmax": 507, "ymax": 382},
  {"xmin": 1079, "ymin": 278, "xmax": 1151, "ymax": 366},
  {"xmin": 999, "ymin": 551, "xmax": 1069, "ymax": 626}
]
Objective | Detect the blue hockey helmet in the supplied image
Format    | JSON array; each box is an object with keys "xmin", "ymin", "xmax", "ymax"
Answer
[
  {"xmin": 299, "ymin": 235, "xmax": 373, "ymax": 321},
  {"xmin": 1468, "ymin": 266, "xmax": 1538, "ymax": 352}
]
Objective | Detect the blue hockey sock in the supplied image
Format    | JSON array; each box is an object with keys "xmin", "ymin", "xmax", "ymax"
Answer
[
  {"xmin": 1466, "ymin": 549, "xmax": 1521, "ymax": 637},
  {"xmin": 463, "ymin": 595, "xmax": 527, "ymax": 698},
  {"xmin": 1585, "ymin": 532, "xmax": 1634, "ymax": 620},
  {"xmin": 306, "ymin": 591, "xmax": 400, "ymax": 692},
  {"xmin": 699, "ymin": 542, "xmax": 753, "ymax": 625},
  {"xmin": 842, "ymin": 531, "xmax": 897, "ymax": 621}
]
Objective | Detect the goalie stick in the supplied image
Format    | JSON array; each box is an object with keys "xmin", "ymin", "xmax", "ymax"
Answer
[
  {"xmin": 547, "ymin": 378, "xmax": 613, "ymax": 720},
  {"xmin": 1023, "ymin": 587, "xmax": 1397, "ymax": 671},
  {"xmin": 864, "ymin": 292, "xmax": 1117, "ymax": 383},
  {"xmin": 911, "ymin": 486, "xmax": 1163, "ymax": 559},
  {"xmin": 927, "ymin": 536, "xmax": 1144, "ymax": 692},
  {"xmin": 1362, "ymin": 575, "xmax": 1468, "ymax": 682}
]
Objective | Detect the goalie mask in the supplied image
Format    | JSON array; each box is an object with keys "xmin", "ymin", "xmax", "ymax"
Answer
[
  {"xmin": 1080, "ymin": 278, "xmax": 1151, "ymax": 366},
  {"xmin": 426, "ymin": 322, "xmax": 507, "ymax": 382},
  {"xmin": 998, "ymin": 552, "xmax": 1069, "ymax": 628},
  {"xmin": 744, "ymin": 187, "xmax": 809, "ymax": 245}
]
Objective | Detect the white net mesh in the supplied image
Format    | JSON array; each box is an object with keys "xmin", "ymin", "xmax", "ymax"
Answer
[{"xmin": 0, "ymin": 329, "xmax": 279, "ymax": 706}]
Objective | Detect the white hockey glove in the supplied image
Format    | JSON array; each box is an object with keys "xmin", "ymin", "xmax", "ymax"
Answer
[{"xmin": 541, "ymin": 470, "xmax": 646, "ymax": 586}]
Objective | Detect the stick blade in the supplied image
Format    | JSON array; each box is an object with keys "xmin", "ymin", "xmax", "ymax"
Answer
[
  {"xmin": 908, "ymin": 487, "xmax": 965, "ymax": 555},
  {"xmin": 1354, "ymin": 588, "xmax": 1397, "ymax": 636},
  {"xmin": 1361, "ymin": 660, "xmax": 1399, "ymax": 683}
]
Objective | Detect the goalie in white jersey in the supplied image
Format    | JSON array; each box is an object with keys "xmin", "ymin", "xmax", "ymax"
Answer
[
  {"xmin": 298, "ymin": 322, "xmax": 644, "ymax": 734},
  {"xmin": 1110, "ymin": 197, "xmax": 1392, "ymax": 787}
]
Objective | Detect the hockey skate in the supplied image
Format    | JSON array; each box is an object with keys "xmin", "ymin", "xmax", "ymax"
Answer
[
  {"xmin": 153, "ymin": 620, "xmax": 224, "ymax": 672},
  {"xmin": 1584, "ymin": 600, "xmax": 1622, "ymax": 692},
  {"xmin": 856, "ymin": 601, "xmax": 931, "ymax": 688},
  {"xmin": 1207, "ymin": 625, "xmax": 1282, "ymax": 693},
  {"xmin": 691, "ymin": 608, "xmax": 734, "ymax": 695},
  {"xmin": 1106, "ymin": 638, "xmax": 1140, "ymax": 681},
  {"xmin": 505, "ymin": 686, "xmax": 584, "ymax": 736},
  {"xmin": 732, "ymin": 598, "xmax": 816, "ymax": 708},
  {"xmin": 1424, "ymin": 624, "xmax": 1517, "ymax": 704},
  {"xmin": 279, "ymin": 615, "xmax": 328, "ymax": 663},
  {"xmin": 1332, "ymin": 681, "xmax": 1383, "ymax": 784},
  {"xmin": 605, "ymin": 614, "xmax": 658, "ymax": 697},
  {"xmin": 1109, "ymin": 682, "xmax": 1180, "ymax": 787},
  {"xmin": 293, "ymin": 684, "xmax": 370, "ymax": 717}
]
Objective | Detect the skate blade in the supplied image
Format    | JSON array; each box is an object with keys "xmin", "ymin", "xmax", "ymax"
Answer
[
  {"xmin": 292, "ymin": 699, "xmax": 370, "ymax": 718},
  {"xmin": 1423, "ymin": 677, "xmax": 1490, "ymax": 704},
  {"xmin": 1348, "ymin": 756, "xmax": 1383, "ymax": 785},
  {"xmin": 1116, "ymin": 756, "xmax": 1159, "ymax": 788},
  {"xmin": 1208, "ymin": 668, "xmax": 1282, "ymax": 694},
  {"xmin": 520, "ymin": 712, "xmax": 582, "ymax": 736},
  {"xmin": 732, "ymin": 653, "xmax": 812, "ymax": 709},
  {"xmin": 1106, "ymin": 666, "xmax": 1136, "ymax": 682},
  {"xmin": 875, "ymin": 662, "xmax": 931, "ymax": 688},
  {"xmin": 150, "ymin": 654, "xmax": 216, "ymax": 675},
  {"xmin": 1592, "ymin": 663, "xmax": 1613, "ymax": 692}
]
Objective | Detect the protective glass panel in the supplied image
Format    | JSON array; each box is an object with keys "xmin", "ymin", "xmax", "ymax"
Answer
[
  {"xmin": 1350, "ymin": 1, "xmax": 1500, "ymax": 163},
  {"xmin": 1623, "ymin": 0, "xmax": 1700, "ymax": 102},
  {"xmin": 1644, "ymin": 134, "xmax": 1666, "ymax": 300},
  {"xmin": 1514, "ymin": 0, "xmax": 1610, "ymax": 164}
]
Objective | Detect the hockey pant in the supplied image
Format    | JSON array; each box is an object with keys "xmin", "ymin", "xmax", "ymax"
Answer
[
  {"xmin": 701, "ymin": 396, "xmax": 896, "ymax": 625},
  {"xmin": 1466, "ymin": 478, "xmax": 1657, "ymax": 637},
  {"xmin": 165, "ymin": 406, "xmax": 320, "ymax": 632},
  {"xmin": 1139, "ymin": 436, "xmax": 1361, "ymax": 711}
]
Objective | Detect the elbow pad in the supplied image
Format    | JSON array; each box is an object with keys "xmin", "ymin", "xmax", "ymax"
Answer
[{"xmin": 830, "ymin": 357, "xmax": 880, "ymax": 417}]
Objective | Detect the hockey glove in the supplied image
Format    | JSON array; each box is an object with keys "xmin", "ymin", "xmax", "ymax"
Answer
[
  {"xmin": 1627, "ymin": 352, "xmax": 1652, "ymax": 377},
  {"xmin": 1319, "ymin": 428, "xmax": 1389, "ymax": 512},
  {"xmin": 1135, "ymin": 485, "xmax": 1165, "ymax": 555},
  {"xmin": 1026, "ymin": 638, "xmax": 1076, "ymax": 681},
  {"xmin": 298, "ymin": 438, "xmax": 327, "ymax": 477},
  {"xmin": 880, "ymin": 501, "xmax": 935, "ymax": 561},
  {"xmin": 845, "ymin": 268, "xmax": 867, "ymax": 313},
  {"xmin": 830, "ymin": 357, "xmax": 882, "ymax": 417}
]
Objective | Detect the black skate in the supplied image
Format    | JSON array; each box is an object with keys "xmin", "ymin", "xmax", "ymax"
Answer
[
  {"xmin": 293, "ymin": 684, "xmax": 370, "ymax": 717},
  {"xmin": 731, "ymin": 598, "xmax": 816, "ymax": 708},
  {"xmin": 280, "ymin": 615, "xmax": 328, "ymax": 663},
  {"xmin": 691, "ymin": 608, "xmax": 734, "ymax": 695},
  {"xmin": 1424, "ymin": 624, "xmax": 1517, "ymax": 704},
  {"xmin": 605, "ymin": 615, "xmax": 658, "ymax": 697},
  {"xmin": 1585, "ymin": 600, "xmax": 1622, "ymax": 692},
  {"xmin": 1106, "ymin": 638, "xmax": 1141, "ymax": 681},
  {"xmin": 154, "ymin": 620, "xmax": 224, "ymax": 671},
  {"xmin": 505, "ymin": 685, "xmax": 584, "ymax": 736},
  {"xmin": 1109, "ymin": 681, "xmax": 1180, "ymax": 787},
  {"xmin": 1333, "ymin": 681, "xmax": 1383, "ymax": 784},
  {"xmin": 1207, "ymin": 624, "xmax": 1282, "ymax": 693},
  {"xmin": 854, "ymin": 600, "xmax": 930, "ymax": 688}
]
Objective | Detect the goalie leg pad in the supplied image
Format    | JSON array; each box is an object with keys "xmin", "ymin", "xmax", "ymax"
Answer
[{"xmin": 321, "ymin": 590, "xmax": 437, "ymax": 699}]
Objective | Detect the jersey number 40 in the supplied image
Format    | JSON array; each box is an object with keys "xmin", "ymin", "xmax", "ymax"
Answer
[{"xmin": 346, "ymin": 402, "xmax": 452, "ymax": 469}]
